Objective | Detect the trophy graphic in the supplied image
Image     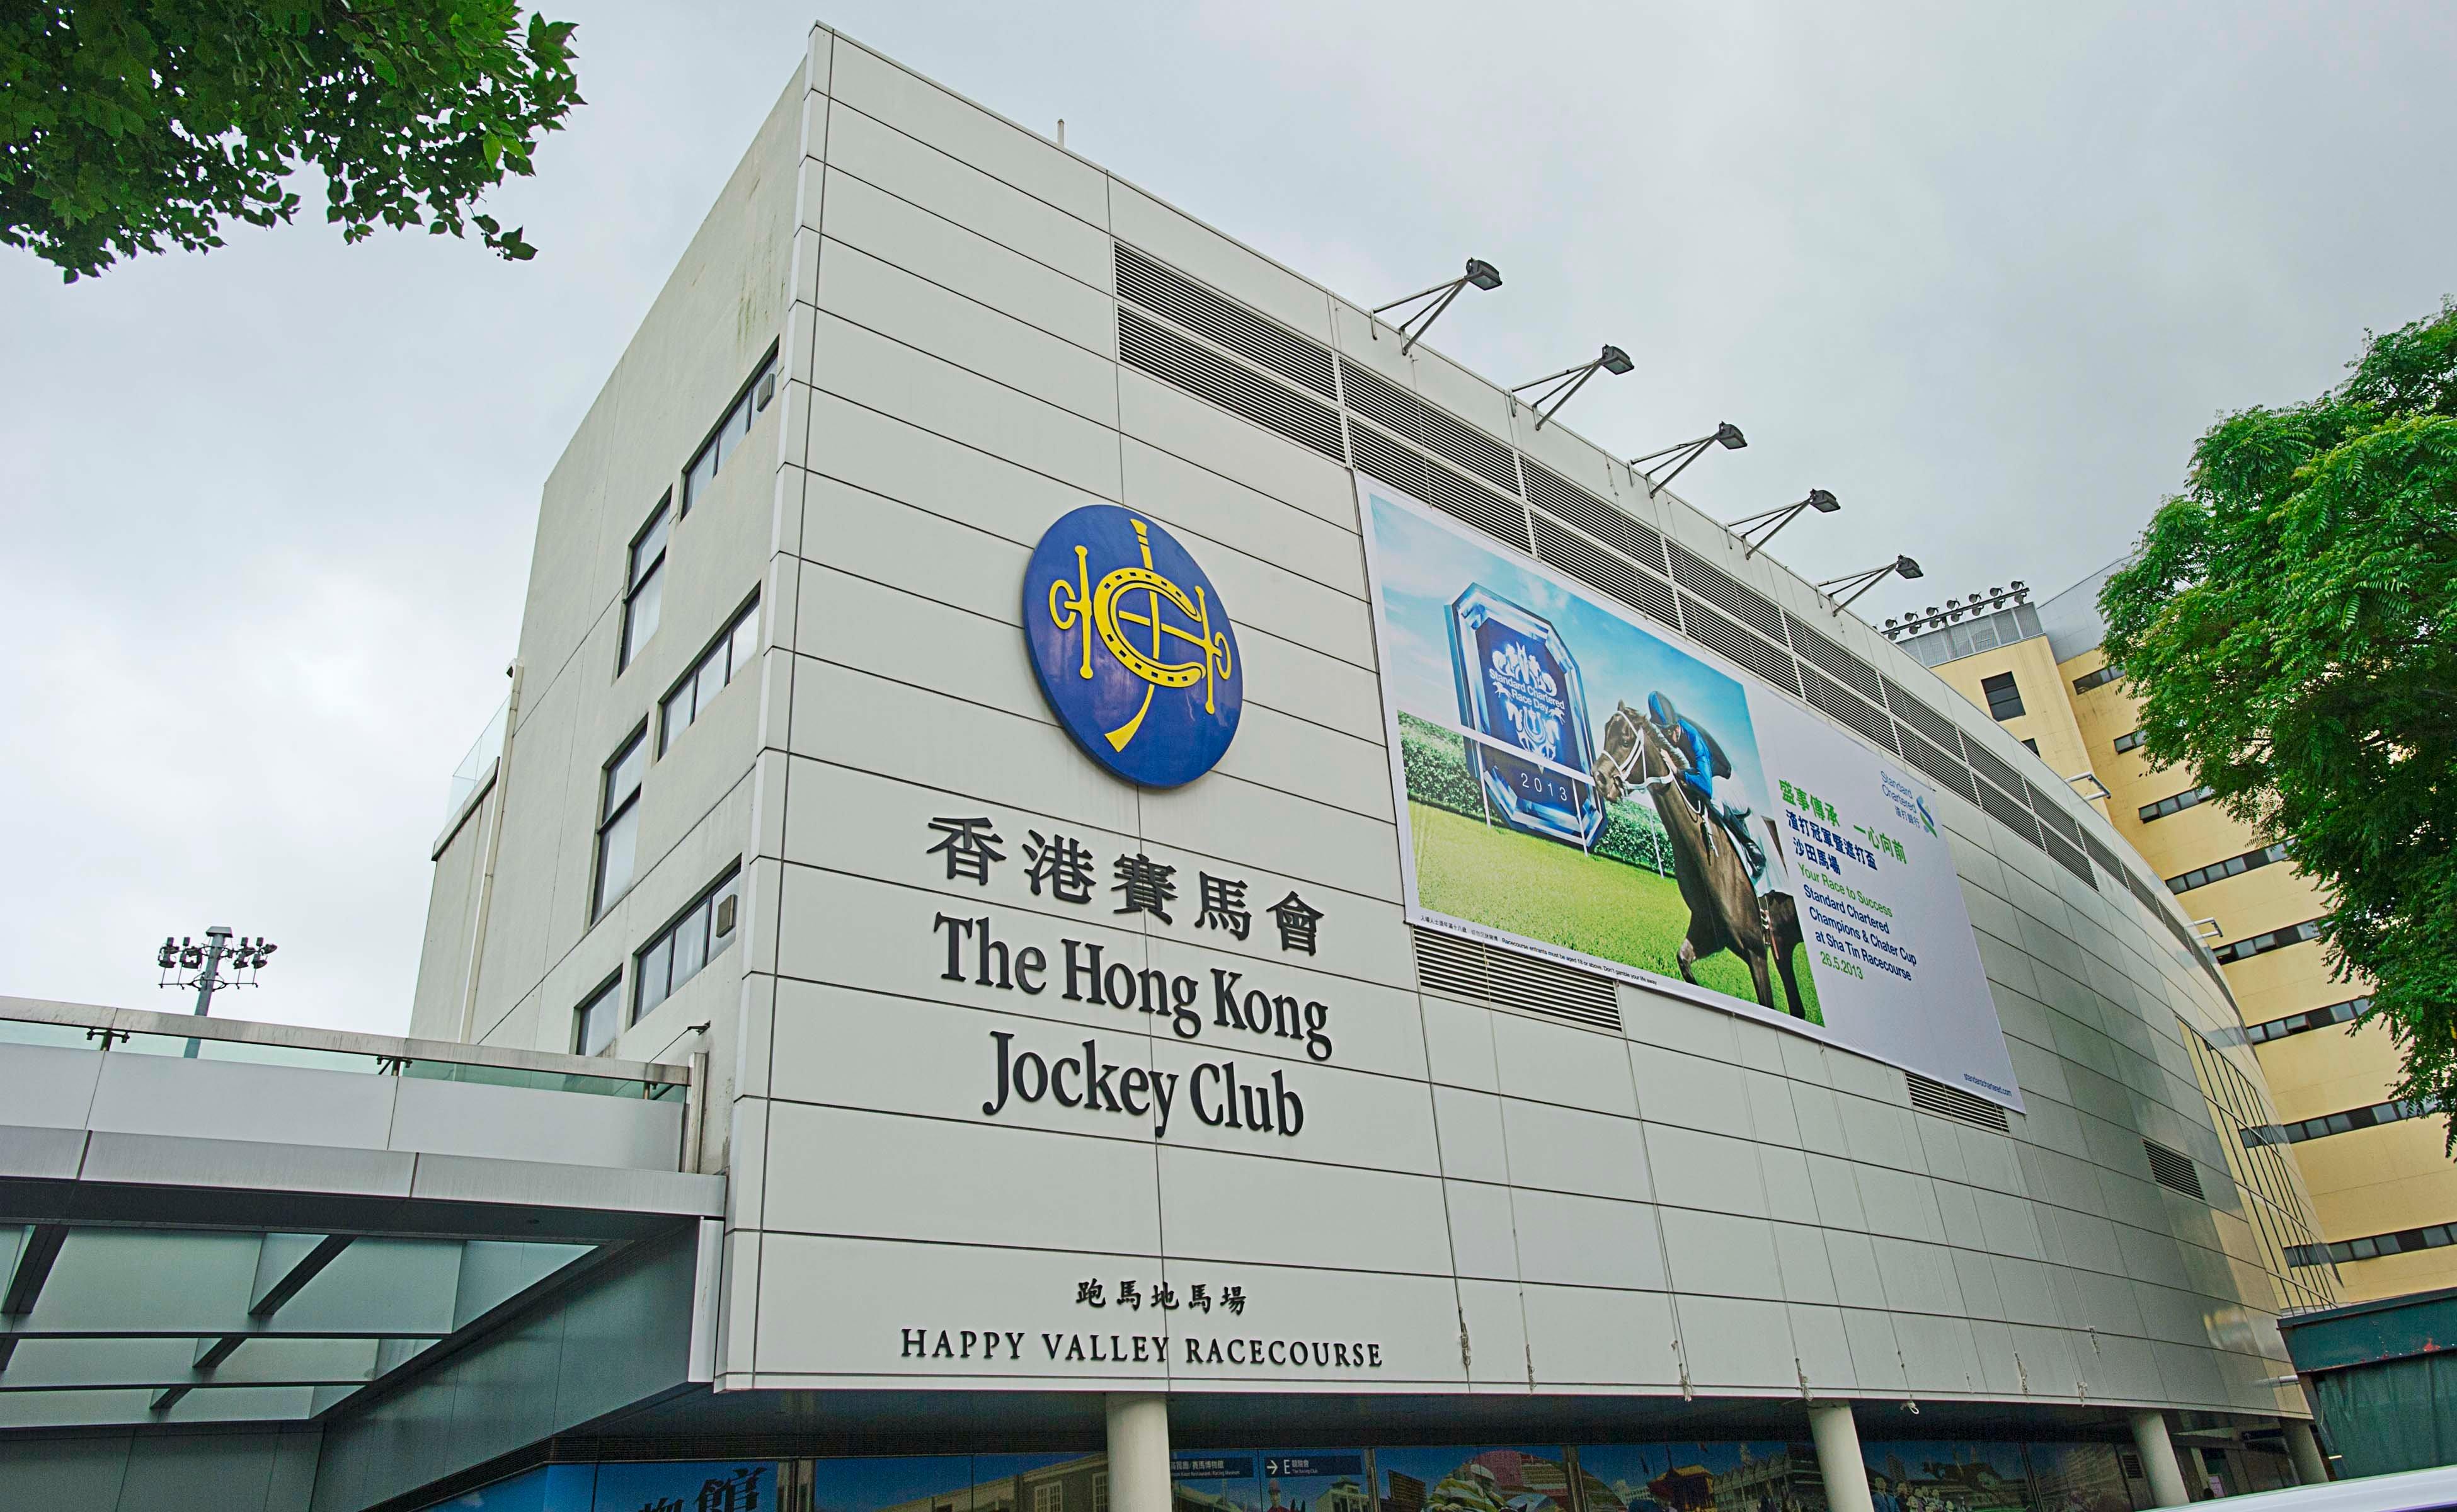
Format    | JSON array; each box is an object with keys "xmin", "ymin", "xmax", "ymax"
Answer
[{"xmin": 1446, "ymin": 585, "xmax": 1604, "ymax": 848}]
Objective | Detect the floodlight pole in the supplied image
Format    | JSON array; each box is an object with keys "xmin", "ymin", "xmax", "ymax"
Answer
[
  {"xmin": 1371, "ymin": 259, "xmax": 1501, "ymax": 356},
  {"xmin": 1511, "ymin": 346, "xmax": 1630, "ymax": 431},
  {"xmin": 191, "ymin": 925, "xmax": 234, "ymax": 1021},
  {"xmin": 1630, "ymin": 421, "xmax": 1746, "ymax": 492},
  {"xmin": 1816, "ymin": 556, "xmax": 1923, "ymax": 616},
  {"xmin": 1726, "ymin": 490, "xmax": 1838, "ymax": 559}
]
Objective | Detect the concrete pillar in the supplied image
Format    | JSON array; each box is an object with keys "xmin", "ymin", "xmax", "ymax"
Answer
[
  {"xmin": 1106, "ymin": 1393, "xmax": 1172, "ymax": 1512},
  {"xmin": 2129, "ymin": 1409, "xmax": 2191, "ymax": 1508},
  {"xmin": 1808, "ymin": 1401, "xmax": 1876, "ymax": 1512},
  {"xmin": 2283, "ymin": 1421, "xmax": 2330, "ymax": 1486}
]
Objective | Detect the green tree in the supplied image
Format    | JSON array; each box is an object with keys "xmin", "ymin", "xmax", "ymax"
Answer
[
  {"xmin": 2100, "ymin": 300, "xmax": 2457, "ymax": 1143},
  {"xmin": 2, "ymin": 0, "xmax": 580, "ymax": 281}
]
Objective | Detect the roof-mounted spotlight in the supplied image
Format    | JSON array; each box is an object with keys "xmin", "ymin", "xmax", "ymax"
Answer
[
  {"xmin": 1816, "ymin": 554, "xmax": 1923, "ymax": 616},
  {"xmin": 1372, "ymin": 258, "xmax": 1503, "ymax": 356},
  {"xmin": 1724, "ymin": 488, "xmax": 1839, "ymax": 559},
  {"xmin": 1511, "ymin": 345, "xmax": 1632, "ymax": 431},
  {"xmin": 1630, "ymin": 421, "xmax": 1746, "ymax": 491}
]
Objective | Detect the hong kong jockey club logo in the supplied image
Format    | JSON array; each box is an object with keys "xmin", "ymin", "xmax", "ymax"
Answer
[{"xmin": 1024, "ymin": 504, "xmax": 1242, "ymax": 788}]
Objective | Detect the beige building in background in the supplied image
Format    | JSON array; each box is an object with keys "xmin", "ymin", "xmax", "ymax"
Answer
[{"xmin": 1896, "ymin": 567, "xmax": 2457, "ymax": 1303}]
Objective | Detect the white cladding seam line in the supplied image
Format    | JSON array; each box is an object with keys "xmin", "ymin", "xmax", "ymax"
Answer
[
  {"xmin": 791, "ymin": 554, "xmax": 1380, "ymax": 750},
  {"xmin": 791, "ymin": 350, "xmax": 1379, "ymax": 656},
  {"xmin": 765, "ymin": 859, "xmax": 2264, "ymax": 1324},
  {"xmin": 820, "ymin": 26, "xmax": 2191, "ymax": 941}
]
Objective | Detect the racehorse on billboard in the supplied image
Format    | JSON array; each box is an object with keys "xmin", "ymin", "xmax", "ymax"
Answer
[{"xmin": 1595, "ymin": 702, "xmax": 1807, "ymax": 1019}]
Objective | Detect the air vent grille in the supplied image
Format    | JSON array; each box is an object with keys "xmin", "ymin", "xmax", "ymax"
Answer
[
  {"xmin": 1882, "ymin": 679, "xmax": 1968, "ymax": 759},
  {"xmin": 1118, "ymin": 308, "xmax": 1347, "ymax": 462},
  {"xmin": 1784, "ymin": 614, "xmax": 1887, "ymax": 704},
  {"xmin": 1353, "ymin": 425, "xmax": 1530, "ymax": 552},
  {"xmin": 1412, "ymin": 927, "xmax": 1623, "ymax": 1032},
  {"xmin": 1900, "ymin": 728, "xmax": 1979, "ymax": 804},
  {"xmin": 1976, "ymin": 778, "xmax": 2044, "ymax": 845},
  {"xmin": 1114, "ymin": 244, "xmax": 1336, "ymax": 397},
  {"xmin": 1336, "ymin": 360, "xmax": 1520, "ymax": 493},
  {"xmin": 2082, "ymin": 831, "xmax": 2122, "ymax": 875},
  {"xmin": 2144, "ymin": 1139, "xmax": 2206, "ymax": 1201},
  {"xmin": 2042, "ymin": 829, "xmax": 2099, "ymax": 889},
  {"xmin": 1680, "ymin": 594, "xmax": 1802, "ymax": 696},
  {"xmin": 1799, "ymin": 664, "xmax": 1899, "ymax": 753},
  {"xmin": 1523, "ymin": 461, "xmax": 1667, "ymax": 572},
  {"xmin": 1670, "ymin": 544, "xmax": 1789, "ymax": 641},
  {"xmin": 1964, "ymin": 742, "xmax": 2029, "ymax": 804},
  {"xmin": 1908, "ymin": 1072, "xmax": 2012, "ymax": 1133},
  {"xmin": 1532, "ymin": 513, "xmax": 1682, "ymax": 632},
  {"xmin": 2026, "ymin": 782, "xmax": 2084, "ymax": 845}
]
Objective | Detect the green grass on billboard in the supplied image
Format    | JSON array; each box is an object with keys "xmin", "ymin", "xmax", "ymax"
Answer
[{"xmin": 1399, "ymin": 716, "xmax": 1822, "ymax": 1025}]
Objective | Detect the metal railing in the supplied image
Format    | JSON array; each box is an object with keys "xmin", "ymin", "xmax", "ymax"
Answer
[{"xmin": 0, "ymin": 995, "xmax": 688, "ymax": 1104}]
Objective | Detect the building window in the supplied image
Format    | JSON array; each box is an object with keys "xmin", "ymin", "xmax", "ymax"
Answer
[
  {"xmin": 682, "ymin": 351, "xmax": 779, "ymax": 512},
  {"xmin": 2112, "ymin": 728, "xmax": 2146, "ymax": 754},
  {"xmin": 634, "ymin": 864, "xmax": 743, "ymax": 1021},
  {"xmin": 621, "ymin": 496, "xmax": 671, "ymax": 671},
  {"xmin": 2020, "ymin": 737, "xmax": 2039, "ymax": 754},
  {"xmin": 593, "ymin": 728, "xmax": 648, "ymax": 919},
  {"xmin": 2168, "ymin": 842, "xmax": 2291, "ymax": 895},
  {"xmin": 660, "ymin": 596, "xmax": 762, "ymax": 755},
  {"xmin": 1093, "ymin": 1475, "xmax": 1109, "ymax": 1512},
  {"xmin": 1979, "ymin": 672, "xmax": 2025, "ymax": 721},
  {"xmin": 2073, "ymin": 664, "xmax": 2122, "ymax": 694},
  {"xmin": 2139, "ymin": 784, "xmax": 2214, "ymax": 822},
  {"xmin": 2289, "ymin": 1221, "xmax": 2457, "ymax": 1268},
  {"xmin": 2211, "ymin": 919, "xmax": 2322, "ymax": 965},
  {"xmin": 1033, "ymin": 1485, "xmax": 1063, "ymax": 1512},
  {"xmin": 2248, "ymin": 1095, "xmax": 2441, "ymax": 1147},
  {"xmin": 2244, "ymin": 995, "xmax": 2368, "ymax": 1045},
  {"xmin": 573, "ymin": 975, "xmax": 622, "ymax": 1056}
]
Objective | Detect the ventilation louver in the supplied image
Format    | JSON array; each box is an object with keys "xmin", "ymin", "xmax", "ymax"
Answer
[
  {"xmin": 1882, "ymin": 680, "xmax": 1968, "ymax": 760},
  {"xmin": 1670, "ymin": 544, "xmax": 1790, "ymax": 641},
  {"xmin": 2025, "ymin": 782, "xmax": 2085, "ymax": 845},
  {"xmin": 1908, "ymin": 1073, "xmax": 2013, "ymax": 1133},
  {"xmin": 1352, "ymin": 425, "xmax": 1530, "ymax": 552},
  {"xmin": 1336, "ymin": 360, "xmax": 1520, "ymax": 493},
  {"xmin": 1784, "ymin": 614, "xmax": 1888, "ymax": 705},
  {"xmin": 1964, "ymin": 742, "xmax": 2030, "ymax": 805},
  {"xmin": 2042, "ymin": 830, "xmax": 2099, "ymax": 889},
  {"xmin": 1412, "ymin": 927, "xmax": 1622, "ymax": 1033},
  {"xmin": 1976, "ymin": 778, "xmax": 2044, "ymax": 847},
  {"xmin": 1797, "ymin": 664, "xmax": 1900, "ymax": 754},
  {"xmin": 1899, "ymin": 728, "xmax": 1980, "ymax": 805},
  {"xmin": 1114, "ymin": 244, "xmax": 1336, "ymax": 397},
  {"xmin": 1522, "ymin": 461, "xmax": 1668, "ymax": 573},
  {"xmin": 1532, "ymin": 513, "xmax": 1683, "ymax": 632},
  {"xmin": 1117, "ymin": 307, "xmax": 1346, "ymax": 462},
  {"xmin": 2143, "ymin": 1140, "xmax": 2206, "ymax": 1201},
  {"xmin": 1680, "ymin": 594, "xmax": 1802, "ymax": 697},
  {"xmin": 2082, "ymin": 831, "xmax": 2123, "ymax": 876}
]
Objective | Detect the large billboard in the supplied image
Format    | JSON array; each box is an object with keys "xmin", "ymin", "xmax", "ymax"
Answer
[{"xmin": 1360, "ymin": 481, "xmax": 2020, "ymax": 1109}]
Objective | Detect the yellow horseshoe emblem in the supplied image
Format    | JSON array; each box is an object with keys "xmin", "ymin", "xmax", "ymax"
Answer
[{"xmin": 1047, "ymin": 518, "xmax": 1235, "ymax": 752}]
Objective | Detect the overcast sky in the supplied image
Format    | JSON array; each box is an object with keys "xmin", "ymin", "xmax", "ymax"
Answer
[{"xmin": 4, "ymin": 1, "xmax": 2451, "ymax": 1036}]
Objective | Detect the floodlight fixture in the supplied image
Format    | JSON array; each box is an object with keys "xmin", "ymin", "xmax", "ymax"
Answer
[
  {"xmin": 1816, "ymin": 554, "xmax": 1923, "ymax": 616},
  {"xmin": 155, "ymin": 925, "xmax": 278, "ymax": 1057},
  {"xmin": 1511, "ymin": 345, "xmax": 1631, "ymax": 430},
  {"xmin": 1371, "ymin": 258, "xmax": 1503, "ymax": 355},
  {"xmin": 1630, "ymin": 421, "xmax": 1746, "ymax": 491},
  {"xmin": 1724, "ymin": 488, "xmax": 1840, "ymax": 558}
]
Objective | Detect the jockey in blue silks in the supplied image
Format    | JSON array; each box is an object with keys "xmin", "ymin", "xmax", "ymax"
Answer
[{"xmin": 1646, "ymin": 691, "xmax": 1767, "ymax": 881}]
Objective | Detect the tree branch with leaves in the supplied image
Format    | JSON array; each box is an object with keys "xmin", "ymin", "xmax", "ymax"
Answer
[
  {"xmin": 2102, "ymin": 299, "xmax": 2457, "ymax": 1146},
  {"xmin": 1, "ymin": 0, "xmax": 580, "ymax": 280}
]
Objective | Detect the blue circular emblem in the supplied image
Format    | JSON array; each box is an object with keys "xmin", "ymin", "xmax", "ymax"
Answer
[{"xmin": 1024, "ymin": 505, "xmax": 1242, "ymax": 788}]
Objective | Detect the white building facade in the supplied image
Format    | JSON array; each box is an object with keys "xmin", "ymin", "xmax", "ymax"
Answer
[{"xmin": 372, "ymin": 23, "xmax": 2339, "ymax": 1512}]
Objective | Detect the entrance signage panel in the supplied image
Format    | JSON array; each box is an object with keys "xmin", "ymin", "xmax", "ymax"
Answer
[
  {"xmin": 1025, "ymin": 504, "xmax": 1242, "ymax": 788},
  {"xmin": 1359, "ymin": 480, "xmax": 2020, "ymax": 1109}
]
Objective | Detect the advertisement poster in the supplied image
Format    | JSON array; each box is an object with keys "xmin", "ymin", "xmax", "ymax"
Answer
[{"xmin": 1359, "ymin": 481, "xmax": 2020, "ymax": 1108}]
